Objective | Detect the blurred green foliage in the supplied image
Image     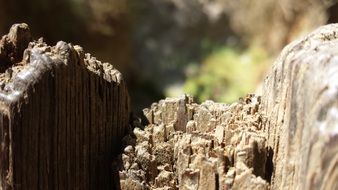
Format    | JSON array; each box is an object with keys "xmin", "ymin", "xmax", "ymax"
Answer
[{"xmin": 184, "ymin": 45, "xmax": 270, "ymax": 103}]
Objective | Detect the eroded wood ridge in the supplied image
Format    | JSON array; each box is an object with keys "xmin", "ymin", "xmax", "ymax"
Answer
[
  {"xmin": 118, "ymin": 94, "xmax": 271, "ymax": 190},
  {"xmin": 0, "ymin": 23, "xmax": 130, "ymax": 190}
]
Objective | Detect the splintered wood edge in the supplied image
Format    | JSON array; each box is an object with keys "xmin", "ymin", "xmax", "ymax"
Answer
[{"xmin": 0, "ymin": 29, "xmax": 125, "ymax": 110}]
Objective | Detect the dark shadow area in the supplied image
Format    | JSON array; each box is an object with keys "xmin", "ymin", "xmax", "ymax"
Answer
[
  {"xmin": 328, "ymin": 2, "xmax": 338, "ymax": 23},
  {"xmin": 265, "ymin": 146, "xmax": 274, "ymax": 183},
  {"xmin": 252, "ymin": 141, "xmax": 268, "ymax": 179},
  {"xmin": 112, "ymin": 160, "xmax": 122, "ymax": 190},
  {"xmin": 215, "ymin": 173, "xmax": 219, "ymax": 190},
  {"xmin": 0, "ymin": 0, "xmax": 87, "ymax": 45}
]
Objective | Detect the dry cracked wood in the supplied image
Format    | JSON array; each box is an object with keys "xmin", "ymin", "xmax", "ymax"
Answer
[
  {"xmin": 117, "ymin": 24, "xmax": 338, "ymax": 190},
  {"xmin": 2, "ymin": 23, "xmax": 338, "ymax": 190},
  {"xmin": 0, "ymin": 23, "xmax": 130, "ymax": 190},
  {"xmin": 261, "ymin": 24, "xmax": 338, "ymax": 190},
  {"xmin": 117, "ymin": 94, "xmax": 270, "ymax": 190}
]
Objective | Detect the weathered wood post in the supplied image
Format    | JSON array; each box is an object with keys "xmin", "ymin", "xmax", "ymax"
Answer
[
  {"xmin": 0, "ymin": 24, "xmax": 130, "ymax": 189},
  {"xmin": 117, "ymin": 24, "xmax": 338, "ymax": 190},
  {"xmin": 261, "ymin": 23, "xmax": 338, "ymax": 190}
]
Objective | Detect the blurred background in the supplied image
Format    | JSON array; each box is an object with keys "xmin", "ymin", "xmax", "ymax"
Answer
[{"xmin": 1, "ymin": 0, "xmax": 338, "ymax": 111}]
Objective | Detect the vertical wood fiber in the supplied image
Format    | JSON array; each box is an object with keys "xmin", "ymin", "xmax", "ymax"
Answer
[{"xmin": 0, "ymin": 39, "xmax": 130, "ymax": 190}]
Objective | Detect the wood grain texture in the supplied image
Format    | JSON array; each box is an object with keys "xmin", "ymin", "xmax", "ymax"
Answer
[
  {"xmin": 0, "ymin": 24, "xmax": 130, "ymax": 190},
  {"xmin": 261, "ymin": 24, "xmax": 338, "ymax": 190},
  {"xmin": 117, "ymin": 24, "xmax": 338, "ymax": 190},
  {"xmin": 3, "ymin": 22, "xmax": 338, "ymax": 190}
]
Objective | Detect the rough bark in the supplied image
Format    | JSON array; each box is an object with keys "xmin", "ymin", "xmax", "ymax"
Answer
[
  {"xmin": 261, "ymin": 23, "xmax": 338, "ymax": 190},
  {"xmin": 0, "ymin": 23, "xmax": 130, "ymax": 190}
]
